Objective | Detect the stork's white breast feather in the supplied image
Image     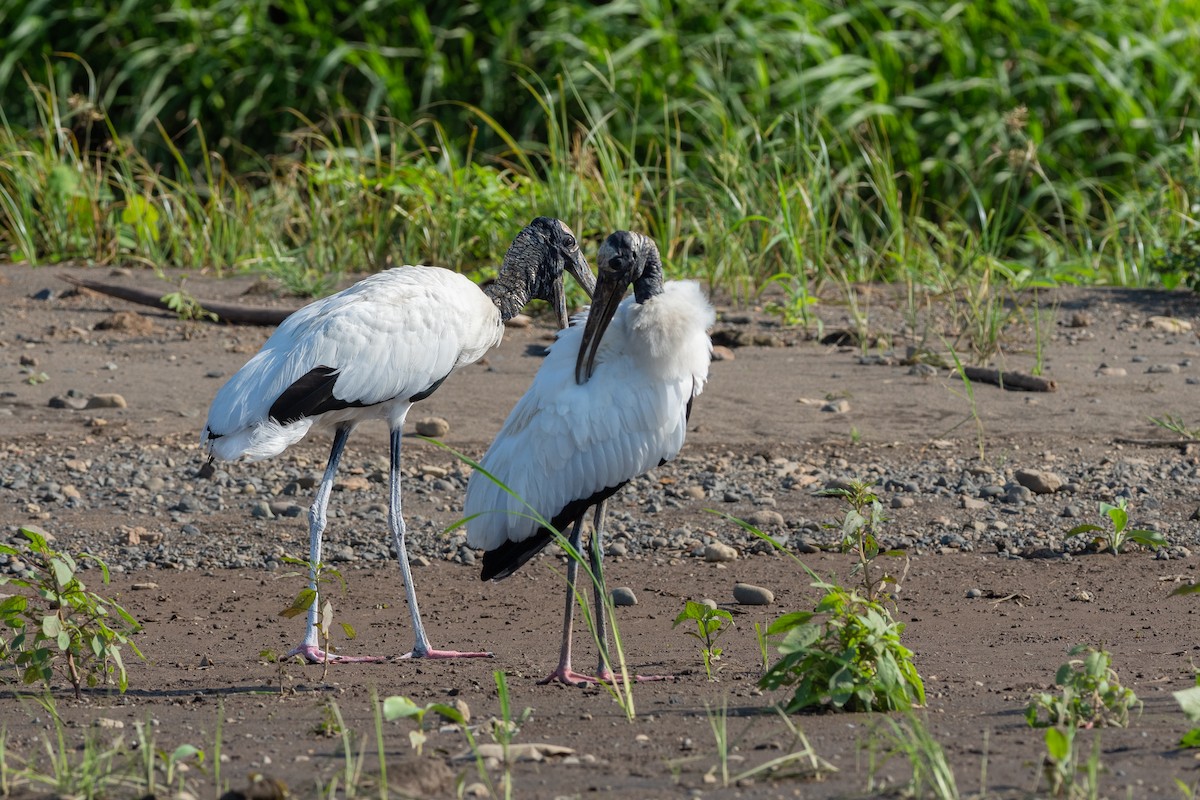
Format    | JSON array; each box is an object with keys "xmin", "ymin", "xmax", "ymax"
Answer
[{"xmin": 465, "ymin": 280, "xmax": 714, "ymax": 551}]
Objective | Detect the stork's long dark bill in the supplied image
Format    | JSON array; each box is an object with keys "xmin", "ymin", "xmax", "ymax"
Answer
[
  {"xmin": 566, "ymin": 250, "xmax": 596, "ymax": 300},
  {"xmin": 575, "ymin": 277, "xmax": 628, "ymax": 384}
]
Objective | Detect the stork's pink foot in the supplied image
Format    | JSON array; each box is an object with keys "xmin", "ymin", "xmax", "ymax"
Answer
[
  {"xmin": 539, "ymin": 667, "xmax": 602, "ymax": 687},
  {"xmin": 399, "ymin": 647, "xmax": 493, "ymax": 660},
  {"xmin": 286, "ymin": 644, "xmax": 386, "ymax": 664}
]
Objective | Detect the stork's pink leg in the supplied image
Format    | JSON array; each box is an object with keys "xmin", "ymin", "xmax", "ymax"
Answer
[{"xmin": 389, "ymin": 427, "xmax": 493, "ymax": 660}]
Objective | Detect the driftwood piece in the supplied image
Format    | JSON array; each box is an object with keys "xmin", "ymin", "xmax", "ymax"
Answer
[
  {"xmin": 1113, "ymin": 437, "xmax": 1197, "ymax": 449},
  {"xmin": 58, "ymin": 274, "xmax": 296, "ymax": 326},
  {"xmin": 961, "ymin": 366, "xmax": 1057, "ymax": 392}
]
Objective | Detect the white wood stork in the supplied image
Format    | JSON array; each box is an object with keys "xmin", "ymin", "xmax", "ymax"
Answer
[
  {"xmin": 464, "ymin": 230, "xmax": 714, "ymax": 684},
  {"xmin": 201, "ymin": 217, "xmax": 595, "ymax": 663}
]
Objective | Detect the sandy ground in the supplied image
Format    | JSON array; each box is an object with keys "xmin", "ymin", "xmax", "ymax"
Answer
[{"xmin": 2, "ymin": 263, "xmax": 1200, "ymax": 798}]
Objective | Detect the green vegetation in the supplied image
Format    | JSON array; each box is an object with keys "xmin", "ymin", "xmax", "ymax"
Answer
[
  {"xmin": 1026, "ymin": 645, "xmax": 1141, "ymax": 729},
  {"xmin": 719, "ymin": 508, "xmax": 925, "ymax": 714},
  {"xmin": 760, "ymin": 583, "xmax": 925, "ymax": 713},
  {"xmin": 277, "ymin": 555, "xmax": 358, "ymax": 680},
  {"xmin": 0, "ymin": 527, "xmax": 142, "ymax": 698},
  {"xmin": 1, "ymin": 0, "xmax": 1199, "ymax": 318},
  {"xmin": 673, "ymin": 600, "xmax": 734, "ymax": 681},
  {"xmin": 1065, "ymin": 497, "xmax": 1168, "ymax": 556}
]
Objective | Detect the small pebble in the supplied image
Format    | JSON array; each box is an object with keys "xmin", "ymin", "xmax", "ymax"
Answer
[
  {"xmin": 415, "ymin": 417, "xmax": 450, "ymax": 437},
  {"xmin": 733, "ymin": 583, "xmax": 774, "ymax": 605},
  {"xmin": 85, "ymin": 393, "xmax": 127, "ymax": 409},
  {"xmin": 611, "ymin": 587, "xmax": 638, "ymax": 606},
  {"xmin": 965, "ymin": 588, "xmax": 983, "ymax": 599},
  {"xmin": 704, "ymin": 543, "xmax": 738, "ymax": 562},
  {"xmin": 1014, "ymin": 468, "xmax": 1063, "ymax": 494}
]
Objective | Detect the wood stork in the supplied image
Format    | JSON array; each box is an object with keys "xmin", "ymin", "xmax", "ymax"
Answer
[
  {"xmin": 201, "ymin": 217, "xmax": 595, "ymax": 663},
  {"xmin": 464, "ymin": 230, "xmax": 714, "ymax": 685}
]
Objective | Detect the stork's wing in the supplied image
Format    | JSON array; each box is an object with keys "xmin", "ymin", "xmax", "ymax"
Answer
[{"xmin": 204, "ymin": 267, "xmax": 501, "ymax": 439}]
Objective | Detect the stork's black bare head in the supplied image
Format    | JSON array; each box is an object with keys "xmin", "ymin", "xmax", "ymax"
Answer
[
  {"xmin": 487, "ymin": 217, "xmax": 595, "ymax": 327},
  {"xmin": 575, "ymin": 230, "xmax": 664, "ymax": 384}
]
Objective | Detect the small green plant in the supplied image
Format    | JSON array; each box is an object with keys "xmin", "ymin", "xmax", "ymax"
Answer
[
  {"xmin": 382, "ymin": 694, "xmax": 460, "ymax": 757},
  {"xmin": 1172, "ymin": 679, "xmax": 1200, "ymax": 748},
  {"xmin": 877, "ymin": 715, "xmax": 960, "ymax": 800},
  {"xmin": 1150, "ymin": 414, "xmax": 1200, "ymax": 440},
  {"xmin": 1026, "ymin": 645, "xmax": 1141, "ymax": 729},
  {"xmin": 703, "ymin": 699, "xmax": 836, "ymax": 788},
  {"xmin": 673, "ymin": 601, "xmax": 734, "ymax": 680},
  {"xmin": 0, "ymin": 527, "xmax": 143, "ymax": 698},
  {"xmin": 760, "ymin": 582, "xmax": 925, "ymax": 713},
  {"xmin": 753, "ymin": 622, "xmax": 770, "ymax": 672},
  {"xmin": 1039, "ymin": 724, "xmax": 1103, "ymax": 799},
  {"xmin": 160, "ymin": 279, "xmax": 217, "ymax": 322},
  {"xmin": 1065, "ymin": 497, "xmax": 1167, "ymax": 556},
  {"xmin": 818, "ymin": 480, "xmax": 907, "ymax": 602},
  {"xmin": 278, "ymin": 555, "xmax": 357, "ymax": 680}
]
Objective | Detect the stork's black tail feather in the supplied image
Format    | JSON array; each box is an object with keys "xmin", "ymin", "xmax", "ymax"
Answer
[{"xmin": 479, "ymin": 480, "xmax": 630, "ymax": 581}]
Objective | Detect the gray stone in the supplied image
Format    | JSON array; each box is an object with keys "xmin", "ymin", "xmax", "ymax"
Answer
[
  {"xmin": 746, "ymin": 510, "xmax": 785, "ymax": 528},
  {"xmin": 249, "ymin": 500, "xmax": 274, "ymax": 519},
  {"xmin": 704, "ymin": 542, "xmax": 738, "ymax": 562},
  {"xmin": 85, "ymin": 393, "xmax": 127, "ymax": 409},
  {"xmin": 890, "ymin": 496, "xmax": 914, "ymax": 509},
  {"xmin": 415, "ymin": 417, "xmax": 450, "ymax": 437},
  {"xmin": 965, "ymin": 588, "xmax": 983, "ymax": 599},
  {"xmin": 681, "ymin": 486, "xmax": 706, "ymax": 500},
  {"xmin": 821, "ymin": 399, "xmax": 850, "ymax": 414},
  {"xmin": 1147, "ymin": 363, "xmax": 1181, "ymax": 374},
  {"xmin": 49, "ymin": 395, "xmax": 88, "ymax": 410},
  {"xmin": 606, "ymin": 541, "xmax": 628, "ymax": 557},
  {"xmin": 610, "ymin": 587, "xmax": 638, "ymax": 606},
  {"xmin": 699, "ymin": 598, "xmax": 718, "ymax": 610},
  {"xmin": 733, "ymin": 583, "xmax": 774, "ymax": 605},
  {"xmin": 1014, "ymin": 468, "xmax": 1063, "ymax": 494}
]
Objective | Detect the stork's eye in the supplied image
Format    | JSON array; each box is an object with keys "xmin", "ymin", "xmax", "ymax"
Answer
[{"xmin": 563, "ymin": 235, "xmax": 577, "ymax": 249}]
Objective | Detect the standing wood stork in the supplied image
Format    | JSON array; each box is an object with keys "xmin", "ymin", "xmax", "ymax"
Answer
[
  {"xmin": 201, "ymin": 217, "xmax": 595, "ymax": 663},
  {"xmin": 464, "ymin": 230, "xmax": 714, "ymax": 685}
]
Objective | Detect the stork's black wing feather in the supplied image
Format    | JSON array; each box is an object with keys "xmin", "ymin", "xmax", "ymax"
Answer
[
  {"xmin": 480, "ymin": 481, "xmax": 630, "ymax": 581},
  {"xmin": 269, "ymin": 366, "xmax": 367, "ymax": 423}
]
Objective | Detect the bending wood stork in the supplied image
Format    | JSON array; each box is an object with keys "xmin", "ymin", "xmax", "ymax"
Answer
[
  {"xmin": 464, "ymin": 230, "xmax": 714, "ymax": 685},
  {"xmin": 201, "ymin": 217, "xmax": 595, "ymax": 663}
]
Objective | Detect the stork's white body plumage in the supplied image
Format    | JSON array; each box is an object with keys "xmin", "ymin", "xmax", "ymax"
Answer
[
  {"xmin": 203, "ymin": 267, "xmax": 502, "ymax": 463},
  {"xmin": 464, "ymin": 230, "xmax": 714, "ymax": 686},
  {"xmin": 465, "ymin": 280, "xmax": 714, "ymax": 553},
  {"xmin": 199, "ymin": 217, "xmax": 593, "ymax": 664}
]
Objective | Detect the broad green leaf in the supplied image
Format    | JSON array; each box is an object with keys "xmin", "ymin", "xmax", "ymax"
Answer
[
  {"xmin": 428, "ymin": 703, "xmax": 466, "ymax": 724},
  {"xmin": 51, "ymin": 558, "xmax": 74, "ymax": 588},
  {"xmin": 170, "ymin": 744, "xmax": 203, "ymax": 764},
  {"xmin": 382, "ymin": 696, "xmax": 423, "ymax": 721},
  {"xmin": 1065, "ymin": 524, "xmax": 1103, "ymax": 537},
  {"xmin": 41, "ymin": 615, "xmax": 62, "ymax": 638},
  {"xmin": 1044, "ymin": 727, "xmax": 1070, "ymax": 760},
  {"xmin": 0, "ymin": 595, "xmax": 27, "ymax": 615},
  {"xmin": 1127, "ymin": 530, "xmax": 1167, "ymax": 549},
  {"xmin": 340, "ymin": 622, "xmax": 357, "ymax": 640},
  {"xmin": 1180, "ymin": 728, "xmax": 1200, "ymax": 748},
  {"xmin": 57, "ymin": 630, "xmax": 71, "ymax": 651},
  {"xmin": 1171, "ymin": 583, "xmax": 1200, "ymax": 597},
  {"xmin": 280, "ymin": 588, "xmax": 317, "ymax": 618},
  {"xmin": 1174, "ymin": 686, "xmax": 1200, "ymax": 722}
]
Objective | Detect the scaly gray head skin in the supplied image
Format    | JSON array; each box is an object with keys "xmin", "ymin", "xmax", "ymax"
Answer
[
  {"xmin": 485, "ymin": 217, "xmax": 595, "ymax": 327},
  {"xmin": 575, "ymin": 230, "xmax": 665, "ymax": 384}
]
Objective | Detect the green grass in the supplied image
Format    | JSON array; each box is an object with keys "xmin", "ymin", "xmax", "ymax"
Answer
[{"xmin": 3, "ymin": 8, "xmax": 1200, "ymax": 331}]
